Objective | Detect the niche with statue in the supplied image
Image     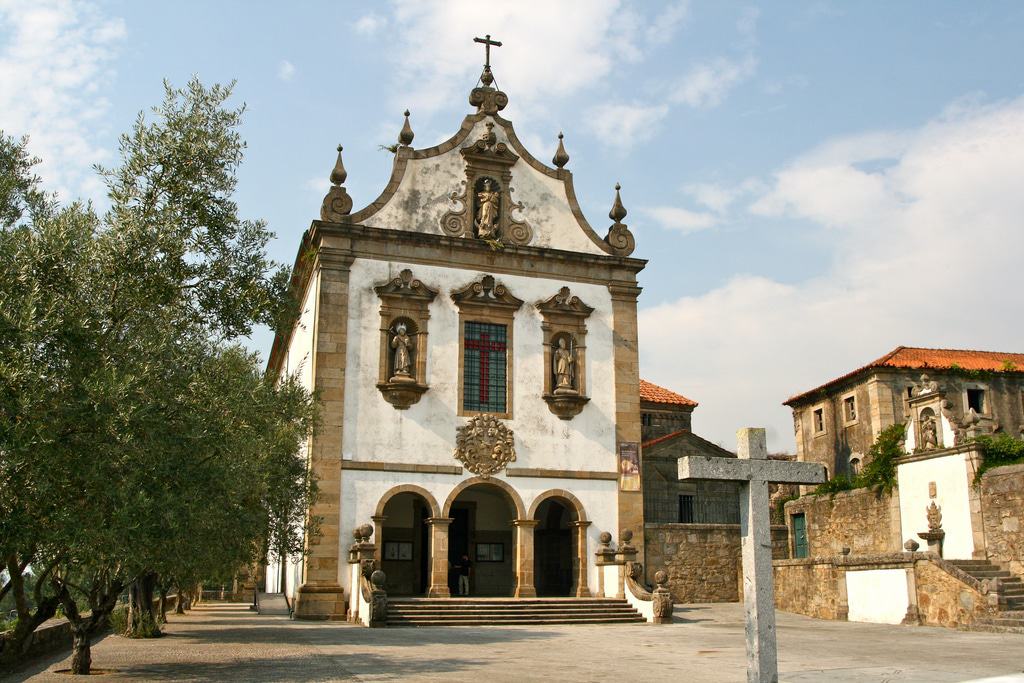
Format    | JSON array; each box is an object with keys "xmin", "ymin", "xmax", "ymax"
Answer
[
  {"xmin": 374, "ymin": 269, "xmax": 437, "ymax": 409},
  {"xmin": 536, "ymin": 287, "xmax": 593, "ymax": 419}
]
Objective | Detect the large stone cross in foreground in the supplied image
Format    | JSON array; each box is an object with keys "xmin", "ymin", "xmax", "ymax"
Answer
[{"xmin": 679, "ymin": 428, "xmax": 825, "ymax": 683}]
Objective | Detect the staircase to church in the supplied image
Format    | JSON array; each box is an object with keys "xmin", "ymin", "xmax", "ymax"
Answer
[
  {"xmin": 386, "ymin": 598, "xmax": 645, "ymax": 627},
  {"xmin": 946, "ymin": 559, "xmax": 1024, "ymax": 633}
]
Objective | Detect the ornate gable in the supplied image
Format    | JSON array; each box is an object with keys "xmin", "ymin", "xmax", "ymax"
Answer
[{"xmin": 316, "ymin": 52, "xmax": 636, "ymax": 257}]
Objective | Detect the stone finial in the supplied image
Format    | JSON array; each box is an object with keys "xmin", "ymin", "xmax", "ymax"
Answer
[
  {"xmin": 598, "ymin": 531, "xmax": 612, "ymax": 547},
  {"xmin": 358, "ymin": 523, "xmax": 374, "ymax": 543},
  {"xmin": 604, "ymin": 182, "xmax": 635, "ymax": 256},
  {"xmin": 330, "ymin": 144, "xmax": 347, "ymax": 184},
  {"xmin": 619, "ymin": 528, "xmax": 634, "ymax": 548},
  {"xmin": 609, "ymin": 182, "xmax": 627, "ymax": 223},
  {"xmin": 321, "ymin": 144, "xmax": 353, "ymax": 221},
  {"xmin": 552, "ymin": 132, "xmax": 569, "ymax": 168},
  {"xmin": 352, "ymin": 528, "xmax": 362, "ymax": 543},
  {"xmin": 399, "ymin": 110, "xmax": 415, "ymax": 146},
  {"xmin": 904, "ymin": 538, "xmax": 920, "ymax": 552},
  {"xmin": 370, "ymin": 569, "xmax": 386, "ymax": 590}
]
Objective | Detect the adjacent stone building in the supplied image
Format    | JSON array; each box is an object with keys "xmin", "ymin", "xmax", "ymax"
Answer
[{"xmin": 785, "ymin": 346, "xmax": 1024, "ymax": 481}]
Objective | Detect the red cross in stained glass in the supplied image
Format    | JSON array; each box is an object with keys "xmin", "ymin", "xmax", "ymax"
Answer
[{"xmin": 464, "ymin": 331, "xmax": 506, "ymax": 404}]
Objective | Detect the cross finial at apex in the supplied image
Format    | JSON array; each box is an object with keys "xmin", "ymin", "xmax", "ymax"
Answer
[{"xmin": 473, "ymin": 34, "xmax": 502, "ymax": 69}]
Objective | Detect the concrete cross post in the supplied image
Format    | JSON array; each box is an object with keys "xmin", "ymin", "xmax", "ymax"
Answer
[{"xmin": 679, "ymin": 427, "xmax": 825, "ymax": 683}]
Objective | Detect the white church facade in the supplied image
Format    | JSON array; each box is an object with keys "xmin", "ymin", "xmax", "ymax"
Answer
[{"xmin": 265, "ymin": 49, "xmax": 647, "ymax": 619}]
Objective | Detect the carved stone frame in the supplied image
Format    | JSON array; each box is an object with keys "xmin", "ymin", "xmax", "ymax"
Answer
[
  {"xmin": 452, "ymin": 275, "xmax": 523, "ymax": 419},
  {"xmin": 440, "ymin": 125, "xmax": 532, "ymax": 246},
  {"xmin": 374, "ymin": 269, "xmax": 438, "ymax": 409},
  {"xmin": 537, "ymin": 287, "xmax": 593, "ymax": 419}
]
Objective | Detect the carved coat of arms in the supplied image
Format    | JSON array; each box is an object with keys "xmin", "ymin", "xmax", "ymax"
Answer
[{"xmin": 454, "ymin": 415, "xmax": 516, "ymax": 478}]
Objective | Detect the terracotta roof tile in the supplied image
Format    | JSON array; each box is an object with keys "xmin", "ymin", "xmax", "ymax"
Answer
[
  {"xmin": 641, "ymin": 429, "xmax": 691, "ymax": 449},
  {"xmin": 785, "ymin": 346, "xmax": 1024, "ymax": 405},
  {"xmin": 639, "ymin": 379, "xmax": 698, "ymax": 407}
]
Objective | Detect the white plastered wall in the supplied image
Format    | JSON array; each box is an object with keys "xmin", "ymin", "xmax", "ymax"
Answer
[
  {"xmin": 265, "ymin": 270, "xmax": 320, "ymax": 598},
  {"xmin": 339, "ymin": 469, "xmax": 617, "ymax": 598},
  {"xmin": 362, "ymin": 117, "xmax": 607, "ymax": 255},
  {"xmin": 846, "ymin": 569, "xmax": 909, "ymax": 624},
  {"xmin": 341, "ymin": 258, "xmax": 617, "ymax": 473},
  {"xmin": 897, "ymin": 452, "xmax": 975, "ymax": 559}
]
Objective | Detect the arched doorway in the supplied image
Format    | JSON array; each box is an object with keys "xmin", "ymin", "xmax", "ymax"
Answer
[
  {"xmin": 446, "ymin": 483, "xmax": 518, "ymax": 596},
  {"xmin": 380, "ymin": 491, "xmax": 432, "ymax": 596},
  {"xmin": 534, "ymin": 498, "xmax": 577, "ymax": 596}
]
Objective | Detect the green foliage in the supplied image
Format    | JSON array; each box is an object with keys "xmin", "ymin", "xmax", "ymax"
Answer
[
  {"xmin": 774, "ymin": 493, "xmax": 799, "ymax": 522},
  {"xmin": 108, "ymin": 605, "xmax": 129, "ymax": 636},
  {"xmin": 813, "ymin": 474, "xmax": 856, "ymax": 495},
  {"xmin": 857, "ymin": 422, "xmax": 904, "ymax": 493},
  {"xmin": 812, "ymin": 423, "xmax": 905, "ymax": 496},
  {"xmin": 973, "ymin": 434, "xmax": 1024, "ymax": 480},
  {"xmin": 0, "ymin": 80, "xmax": 317, "ymax": 671}
]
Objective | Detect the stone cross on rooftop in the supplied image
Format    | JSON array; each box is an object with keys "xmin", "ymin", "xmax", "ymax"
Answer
[
  {"xmin": 473, "ymin": 34, "xmax": 502, "ymax": 68},
  {"xmin": 679, "ymin": 428, "xmax": 825, "ymax": 683}
]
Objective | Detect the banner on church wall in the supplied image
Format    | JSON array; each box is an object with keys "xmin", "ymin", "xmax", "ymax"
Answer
[{"xmin": 618, "ymin": 441, "xmax": 641, "ymax": 491}]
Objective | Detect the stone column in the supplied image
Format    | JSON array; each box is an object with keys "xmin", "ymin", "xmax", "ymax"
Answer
[
  {"xmin": 371, "ymin": 515, "xmax": 387, "ymax": 565},
  {"xmin": 902, "ymin": 565, "xmax": 921, "ymax": 625},
  {"xmin": 594, "ymin": 531, "xmax": 616, "ymax": 598},
  {"xmin": 609, "ymin": 284, "xmax": 645, "ymax": 563},
  {"xmin": 570, "ymin": 520, "xmax": 592, "ymax": 597},
  {"xmin": 513, "ymin": 519, "xmax": 539, "ymax": 598},
  {"xmin": 615, "ymin": 530, "xmax": 638, "ymax": 600},
  {"xmin": 426, "ymin": 517, "xmax": 453, "ymax": 598},
  {"xmin": 293, "ymin": 249, "xmax": 353, "ymax": 621}
]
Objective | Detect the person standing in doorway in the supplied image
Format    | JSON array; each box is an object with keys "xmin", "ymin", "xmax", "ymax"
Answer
[{"xmin": 455, "ymin": 554, "xmax": 472, "ymax": 596}]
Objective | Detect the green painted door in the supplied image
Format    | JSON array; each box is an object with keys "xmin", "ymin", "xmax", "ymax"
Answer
[{"xmin": 792, "ymin": 513, "xmax": 808, "ymax": 558}]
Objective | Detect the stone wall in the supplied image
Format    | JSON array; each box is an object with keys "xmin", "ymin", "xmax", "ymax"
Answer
[
  {"xmin": 914, "ymin": 560, "xmax": 994, "ymax": 629},
  {"xmin": 783, "ymin": 487, "xmax": 901, "ymax": 557},
  {"xmin": 980, "ymin": 463, "xmax": 1024, "ymax": 576},
  {"xmin": 773, "ymin": 559, "xmax": 842, "ymax": 620},
  {"xmin": 645, "ymin": 523, "xmax": 788, "ymax": 603}
]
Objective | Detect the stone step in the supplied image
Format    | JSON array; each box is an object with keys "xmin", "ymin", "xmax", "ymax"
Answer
[
  {"xmin": 387, "ymin": 616, "xmax": 646, "ymax": 627},
  {"xmin": 976, "ymin": 617, "xmax": 1024, "ymax": 628},
  {"xmin": 387, "ymin": 601, "xmax": 630, "ymax": 610},
  {"xmin": 967, "ymin": 570, "xmax": 1013, "ymax": 578},
  {"xmin": 255, "ymin": 592, "xmax": 290, "ymax": 617},
  {"xmin": 389, "ymin": 598, "xmax": 627, "ymax": 605},
  {"xmin": 387, "ymin": 609, "xmax": 639, "ymax": 619},
  {"xmin": 998, "ymin": 610, "xmax": 1024, "ymax": 618},
  {"xmin": 970, "ymin": 622, "xmax": 1024, "ymax": 635}
]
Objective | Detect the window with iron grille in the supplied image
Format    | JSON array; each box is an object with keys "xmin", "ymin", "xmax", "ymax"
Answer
[
  {"xmin": 463, "ymin": 322, "xmax": 508, "ymax": 413},
  {"xmin": 678, "ymin": 494, "xmax": 695, "ymax": 523}
]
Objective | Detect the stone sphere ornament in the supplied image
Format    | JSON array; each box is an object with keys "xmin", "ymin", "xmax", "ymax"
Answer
[
  {"xmin": 620, "ymin": 529, "xmax": 633, "ymax": 544},
  {"xmin": 370, "ymin": 570, "xmax": 387, "ymax": 589},
  {"xmin": 654, "ymin": 570, "xmax": 668, "ymax": 586},
  {"xmin": 358, "ymin": 523, "xmax": 374, "ymax": 542},
  {"xmin": 599, "ymin": 531, "xmax": 612, "ymax": 545}
]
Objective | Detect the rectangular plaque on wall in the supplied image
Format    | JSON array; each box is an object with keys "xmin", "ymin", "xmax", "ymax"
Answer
[{"xmin": 618, "ymin": 441, "xmax": 641, "ymax": 492}]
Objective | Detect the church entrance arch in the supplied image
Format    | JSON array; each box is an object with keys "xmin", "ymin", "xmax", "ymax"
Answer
[
  {"xmin": 531, "ymin": 492, "xmax": 585, "ymax": 597},
  {"xmin": 444, "ymin": 481, "xmax": 519, "ymax": 596},
  {"xmin": 379, "ymin": 489, "xmax": 436, "ymax": 596}
]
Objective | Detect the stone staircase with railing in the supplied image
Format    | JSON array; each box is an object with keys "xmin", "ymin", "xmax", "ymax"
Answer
[
  {"xmin": 386, "ymin": 597, "xmax": 645, "ymax": 627},
  {"xmin": 947, "ymin": 559, "xmax": 1024, "ymax": 632}
]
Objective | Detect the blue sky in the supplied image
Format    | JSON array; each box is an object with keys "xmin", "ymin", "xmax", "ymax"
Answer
[{"xmin": 3, "ymin": 1, "xmax": 1024, "ymax": 451}]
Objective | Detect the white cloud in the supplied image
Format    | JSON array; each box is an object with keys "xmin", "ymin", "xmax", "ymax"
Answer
[
  {"xmin": 277, "ymin": 60, "xmax": 295, "ymax": 81},
  {"xmin": 354, "ymin": 13, "xmax": 386, "ymax": 36},
  {"xmin": 381, "ymin": 0, "xmax": 685, "ymax": 116},
  {"xmin": 585, "ymin": 102, "xmax": 669, "ymax": 149},
  {"xmin": 669, "ymin": 55, "xmax": 757, "ymax": 108},
  {"xmin": 682, "ymin": 180, "xmax": 765, "ymax": 214},
  {"xmin": 640, "ymin": 96, "xmax": 1024, "ymax": 452},
  {"xmin": 646, "ymin": 1, "xmax": 690, "ymax": 45},
  {"xmin": 0, "ymin": 0, "xmax": 125, "ymax": 201},
  {"xmin": 641, "ymin": 205, "xmax": 717, "ymax": 233}
]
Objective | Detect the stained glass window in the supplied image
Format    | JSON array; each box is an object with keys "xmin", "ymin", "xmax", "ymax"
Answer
[{"xmin": 463, "ymin": 321, "xmax": 507, "ymax": 413}]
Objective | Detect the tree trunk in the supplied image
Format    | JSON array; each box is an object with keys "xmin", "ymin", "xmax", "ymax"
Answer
[
  {"xmin": 127, "ymin": 573, "xmax": 160, "ymax": 637},
  {"xmin": 175, "ymin": 584, "xmax": 186, "ymax": 614},
  {"xmin": 158, "ymin": 588, "xmax": 168, "ymax": 623},
  {"xmin": 70, "ymin": 628, "xmax": 92, "ymax": 675},
  {"xmin": 279, "ymin": 552, "xmax": 288, "ymax": 594}
]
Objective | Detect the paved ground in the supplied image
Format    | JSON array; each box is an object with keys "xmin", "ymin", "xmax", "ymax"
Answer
[{"xmin": 6, "ymin": 602, "xmax": 1024, "ymax": 682}]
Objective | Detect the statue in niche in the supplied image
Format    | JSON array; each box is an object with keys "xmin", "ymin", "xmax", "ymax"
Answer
[
  {"xmin": 916, "ymin": 373, "xmax": 939, "ymax": 396},
  {"xmin": 552, "ymin": 337, "xmax": 576, "ymax": 395},
  {"xmin": 475, "ymin": 178, "xmax": 500, "ymax": 239},
  {"xmin": 390, "ymin": 322, "xmax": 414, "ymax": 383},
  {"xmin": 921, "ymin": 413, "xmax": 938, "ymax": 450}
]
